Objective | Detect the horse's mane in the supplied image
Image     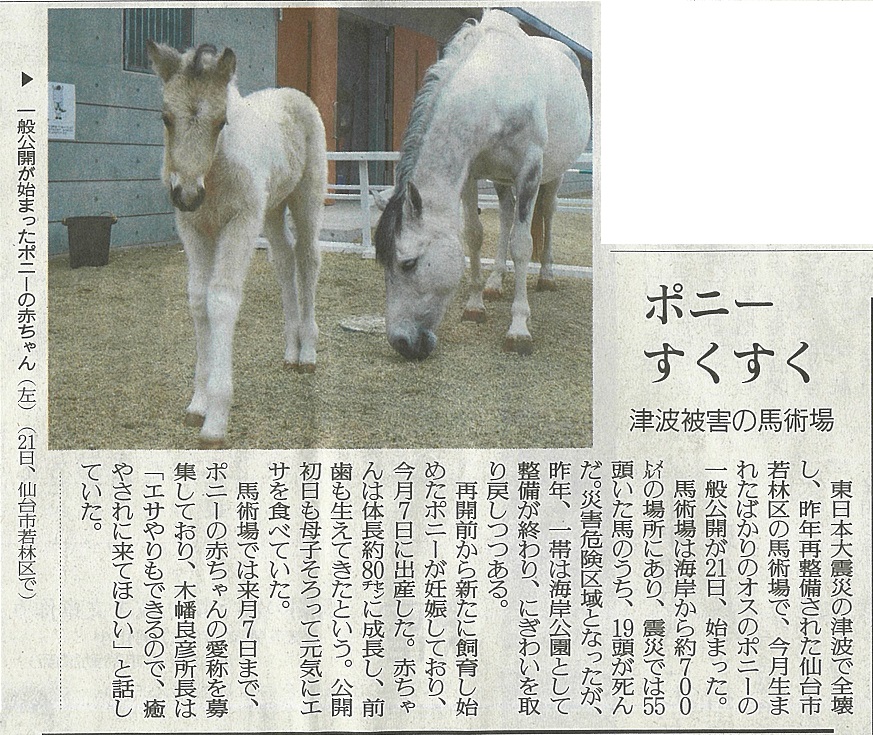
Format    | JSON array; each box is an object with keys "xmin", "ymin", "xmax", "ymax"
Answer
[
  {"xmin": 376, "ymin": 10, "xmax": 522, "ymax": 265},
  {"xmin": 179, "ymin": 43, "xmax": 227, "ymax": 78},
  {"xmin": 393, "ymin": 10, "xmax": 522, "ymax": 193},
  {"xmin": 189, "ymin": 44, "xmax": 218, "ymax": 75}
]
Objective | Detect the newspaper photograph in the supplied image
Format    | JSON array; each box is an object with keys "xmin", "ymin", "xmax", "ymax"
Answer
[{"xmin": 1, "ymin": 1, "xmax": 870, "ymax": 734}]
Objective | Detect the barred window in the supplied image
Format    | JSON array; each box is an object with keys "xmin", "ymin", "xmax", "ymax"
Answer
[{"xmin": 123, "ymin": 8, "xmax": 193, "ymax": 73}]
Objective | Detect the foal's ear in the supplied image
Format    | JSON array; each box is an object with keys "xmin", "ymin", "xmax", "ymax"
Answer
[
  {"xmin": 217, "ymin": 48, "xmax": 237, "ymax": 84},
  {"xmin": 406, "ymin": 181, "xmax": 423, "ymax": 219},
  {"xmin": 146, "ymin": 40, "xmax": 182, "ymax": 82}
]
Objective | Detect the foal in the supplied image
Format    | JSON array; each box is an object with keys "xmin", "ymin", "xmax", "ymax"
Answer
[{"xmin": 148, "ymin": 41, "xmax": 327, "ymax": 448}]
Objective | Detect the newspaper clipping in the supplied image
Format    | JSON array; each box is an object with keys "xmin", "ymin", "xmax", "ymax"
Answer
[{"xmin": 1, "ymin": 1, "xmax": 870, "ymax": 734}]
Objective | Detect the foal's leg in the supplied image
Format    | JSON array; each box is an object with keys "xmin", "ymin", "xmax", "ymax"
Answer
[
  {"xmin": 263, "ymin": 206, "xmax": 302, "ymax": 368},
  {"xmin": 461, "ymin": 178, "xmax": 487, "ymax": 323},
  {"xmin": 535, "ymin": 177, "xmax": 561, "ymax": 292},
  {"xmin": 179, "ymin": 223, "xmax": 215, "ymax": 428},
  {"xmin": 483, "ymin": 184, "xmax": 514, "ymax": 300},
  {"xmin": 288, "ymin": 184, "xmax": 323, "ymax": 372},
  {"xmin": 199, "ymin": 214, "xmax": 260, "ymax": 448},
  {"xmin": 504, "ymin": 158, "xmax": 542, "ymax": 355}
]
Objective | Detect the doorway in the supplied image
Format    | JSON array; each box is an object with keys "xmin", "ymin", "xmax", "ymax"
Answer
[{"xmin": 336, "ymin": 13, "xmax": 392, "ymax": 186}]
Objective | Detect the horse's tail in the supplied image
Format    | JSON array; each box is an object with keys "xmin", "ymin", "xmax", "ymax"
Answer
[
  {"xmin": 531, "ymin": 188, "xmax": 545, "ymax": 263},
  {"xmin": 530, "ymin": 183, "xmax": 561, "ymax": 263}
]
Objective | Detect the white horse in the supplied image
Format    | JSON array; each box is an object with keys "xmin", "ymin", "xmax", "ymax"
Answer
[
  {"xmin": 375, "ymin": 10, "xmax": 591, "ymax": 359},
  {"xmin": 147, "ymin": 41, "xmax": 326, "ymax": 448}
]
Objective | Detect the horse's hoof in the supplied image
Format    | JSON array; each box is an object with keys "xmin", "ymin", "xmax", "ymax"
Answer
[
  {"xmin": 184, "ymin": 412, "xmax": 205, "ymax": 428},
  {"xmin": 462, "ymin": 308, "xmax": 487, "ymax": 324},
  {"xmin": 503, "ymin": 336, "xmax": 534, "ymax": 355},
  {"xmin": 198, "ymin": 436, "xmax": 226, "ymax": 450},
  {"xmin": 536, "ymin": 278, "xmax": 558, "ymax": 292},
  {"xmin": 284, "ymin": 359, "xmax": 316, "ymax": 373},
  {"xmin": 483, "ymin": 288, "xmax": 502, "ymax": 301}
]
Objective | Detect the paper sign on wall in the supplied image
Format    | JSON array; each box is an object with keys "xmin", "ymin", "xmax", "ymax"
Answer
[{"xmin": 48, "ymin": 81, "xmax": 75, "ymax": 140}]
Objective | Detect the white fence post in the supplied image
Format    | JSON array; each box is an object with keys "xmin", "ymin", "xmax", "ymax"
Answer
[{"xmin": 358, "ymin": 158, "xmax": 371, "ymax": 250}]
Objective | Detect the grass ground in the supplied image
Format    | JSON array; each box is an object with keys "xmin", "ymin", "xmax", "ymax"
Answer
[{"xmin": 48, "ymin": 212, "xmax": 592, "ymax": 450}]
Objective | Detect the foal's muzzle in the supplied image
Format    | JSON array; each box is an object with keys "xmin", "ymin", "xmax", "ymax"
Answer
[
  {"xmin": 389, "ymin": 329, "xmax": 437, "ymax": 360},
  {"xmin": 171, "ymin": 184, "xmax": 206, "ymax": 212}
]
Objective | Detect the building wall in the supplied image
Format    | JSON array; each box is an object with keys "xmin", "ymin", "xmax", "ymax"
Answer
[
  {"xmin": 277, "ymin": 8, "xmax": 339, "ymax": 186},
  {"xmin": 392, "ymin": 26, "xmax": 439, "ymax": 152},
  {"xmin": 47, "ymin": 7, "xmax": 592, "ymax": 254},
  {"xmin": 277, "ymin": 9, "xmax": 438, "ymax": 188},
  {"xmin": 47, "ymin": 8, "xmax": 277, "ymax": 254}
]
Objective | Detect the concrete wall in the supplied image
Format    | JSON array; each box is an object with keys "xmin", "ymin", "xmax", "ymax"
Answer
[{"xmin": 47, "ymin": 8, "xmax": 277, "ymax": 254}]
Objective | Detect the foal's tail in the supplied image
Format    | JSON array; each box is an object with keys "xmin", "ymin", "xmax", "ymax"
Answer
[
  {"xmin": 297, "ymin": 94, "xmax": 329, "ymax": 215},
  {"xmin": 308, "ymin": 117, "xmax": 329, "ymax": 209},
  {"xmin": 284, "ymin": 90, "xmax": 327, "ymax": 255}
]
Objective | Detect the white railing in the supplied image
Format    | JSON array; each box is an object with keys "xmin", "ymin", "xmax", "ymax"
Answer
[
  {"xmin": 325, "ymin": 151, "xmax": 592, "ymax": 249},
  {"xmin": 327, "ymin": 152, "xmax": 399, "ymax": 250}
]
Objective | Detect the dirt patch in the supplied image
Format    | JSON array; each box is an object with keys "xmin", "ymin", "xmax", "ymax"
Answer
[{"xmin": 49, "ymin": 241, "xmax": 592, "ymax": 449}]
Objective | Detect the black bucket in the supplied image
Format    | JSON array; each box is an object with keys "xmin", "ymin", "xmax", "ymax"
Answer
[{"xmin": 62, "ymin": 214, "xmax": 117, "ymax": 269}]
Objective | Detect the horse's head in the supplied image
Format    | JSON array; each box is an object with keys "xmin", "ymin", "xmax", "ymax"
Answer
[
  {"xmin": 147, "ymin": 41, "xmax": 236, "ymax": 212},
  {"xmin": 375, "ymin": 182, "xmax": 465, "ymax": 360}
]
